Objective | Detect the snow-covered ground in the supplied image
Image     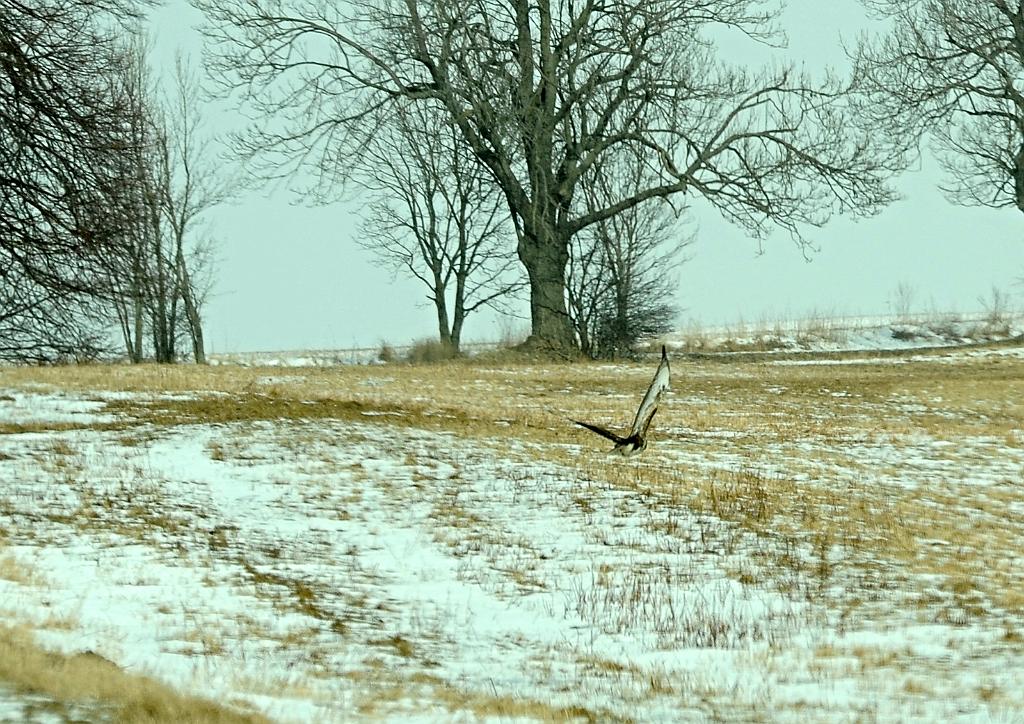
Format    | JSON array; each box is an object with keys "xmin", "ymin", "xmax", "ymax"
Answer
[
  {"xmin": 203, "ymin": 313, "xmax": 1024, "ymax": 367},
  {"xmin": 667, "ymin": 311, "xmax": 1024, "ymax": 355},
  {"xmin": 207, "ymin": 344, "xmax": 499, "ymax": 368},
  {"xmin": 1, "ymin": 403, "xmax": 797, "ymax": 721},
  {"xmin": 1, "ymin": 346, "xmax": 1023, "ymax": 721}
]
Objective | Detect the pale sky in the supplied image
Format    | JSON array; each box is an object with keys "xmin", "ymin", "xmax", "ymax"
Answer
[{"xmin": 151, "ymin": 0, "xmax": 1023, "ymax": 353}]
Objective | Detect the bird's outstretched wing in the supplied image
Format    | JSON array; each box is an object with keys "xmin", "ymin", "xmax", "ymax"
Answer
[
  {"xmin": 572, "ymin": 346, "xmax": 671, "ymax": 454},
  {"xmin": 628, "ymin": 345, "xmax": 670, "ymax": 439},
  {"xmin": 571, "ymin": 419, "xmax": 629, "ymax": 445},
  {"xmin": 637, "ymin": 406, "xmax": 659, "ymax": 439}
]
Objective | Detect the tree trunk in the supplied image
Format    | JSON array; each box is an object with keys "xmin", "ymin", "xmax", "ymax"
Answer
[
  {"xmin": 175, "ymin": 243, "xmax": 205, "ymax": 364},
  {"xmin": 432, "ymin": 268, "xmax": 453, "ymax": 351},
  {"xmin": 1015, "ymin": 143, "xmax": 1024, "ymax": 213},
  {"xmin": 450, "ymin": 292, "xmax": 464, "ymax": 354},
  {"xmin": 186, "ymin": 299, "xmax": 205, "ymax": 363},
  {"xmin": 518, "ymin": 227, "xmax": 575, "ymax": 353},
  {"xmin": 613, "ymin": 286, "xmax": 630, "ymax": 358},
  {"xmin": 436, "ymin": 317, "xmax": 453, "ymax": 350},
  {"xmin": 131, "ymin": 271, "xmax": 144, "ymax": 363},
  {"xmin": 167, "ymin": 259, "xmax": 179, "ymax": 361},
  {"xmin": 450, "ymin": 261, "xmax": 468, "ymax": 355},
  {"xmin": 151, "ymin": 230, "xmax": 172, "ymax": 363},
  {"xmin": 113, "ymin": 297, "xmax": 133, "ymax": 361},
  {"xmin": 127, "ymin": 179, "xmax": 146, "ymax": 362}
]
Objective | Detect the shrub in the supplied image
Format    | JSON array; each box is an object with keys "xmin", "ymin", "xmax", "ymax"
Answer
[
  {"xmin": 378, "ymin": 341, "xmax": 396, "ymax": 363},
  {"xmin": 404, "ymin": 339, "xmax": 457, "ymax": 363}
]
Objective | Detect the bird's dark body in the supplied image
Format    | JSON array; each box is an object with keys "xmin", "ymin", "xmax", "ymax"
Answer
[{"xmin": 571, "ymin": 415, "xmax": 656, "ymax": 455}]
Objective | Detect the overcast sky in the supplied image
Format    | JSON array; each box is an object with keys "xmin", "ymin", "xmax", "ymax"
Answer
[{"xmin": 151, "ymin": 0, "xmax": 1024, "ymax": 353}]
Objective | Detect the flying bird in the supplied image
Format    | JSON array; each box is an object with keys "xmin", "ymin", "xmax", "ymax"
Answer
[{"xmin": 572, "ymin": 345, "xmax": 671, "ymax": 456}]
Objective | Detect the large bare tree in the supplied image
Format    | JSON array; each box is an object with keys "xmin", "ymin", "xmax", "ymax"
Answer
[
  {"xmin": 854, "ymin": 1, "xmax": 1024, "ymax": 212},
  {"xmin": 196, "ymin": 0, "xmax": 900, "ymax": 352},
  {"xmin": 357, "ymin": 103, "xmax": 520, "ymax": 353}
]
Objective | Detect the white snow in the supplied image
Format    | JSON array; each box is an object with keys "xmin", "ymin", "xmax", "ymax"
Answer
[
  {"xmin": 666, "ymin": 312, "xmax": 1024, "ymax": 356},
  {"xmin": 0, "ymin": 389, "xmax": 111, "ymax": 426}
]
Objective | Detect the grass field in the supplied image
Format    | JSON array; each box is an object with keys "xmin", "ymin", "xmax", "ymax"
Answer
[{"xmin": 1, "ymin": 344, "xmax": 1023, "ymax": 721}]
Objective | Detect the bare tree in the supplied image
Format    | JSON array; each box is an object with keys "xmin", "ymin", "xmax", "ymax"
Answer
[
  {"xmin": 108, "ymin": 41, "xmax": 226, "ymax": 363},
  {"xmin": 196, "ymin": 0, "xmax": 900, "ymax": 352},
  {"xmin": 0, "ymin": 0, "xmax": 153, "ymax": 361},
  {"xmin": 854, "ymin": 1, "xmax": 1024, "ymax": 212},
  {"xmin": 567, "ymin": 161, "xmax": 689, "ymax": 359},
  {"xmin": 106, "ymin": 34, "xmax": 160, "ymax": 363},
  {"xmin": 0, "ymin": 261, "xmax": 112, "ymax": 363},
  {"xmin": 568, "ymin": 220, "xmax": 686, "ymax": 359},
  {"xmin": 357, "ymin": 103, "xmax": 521, "ymax": 352},
  {"xmin": 565, "ymin": 227, "xmax": 606, "ymax": 357},
  {"xmin": 158, "ymin": 55, "xmax": 229, "ymax": 364}
]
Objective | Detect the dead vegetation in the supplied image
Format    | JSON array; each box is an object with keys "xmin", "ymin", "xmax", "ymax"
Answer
[{"xmin": 0, "ymin": 623, "xmax": 267, "ymax": 723}]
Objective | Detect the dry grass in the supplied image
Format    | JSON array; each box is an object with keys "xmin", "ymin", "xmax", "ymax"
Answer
[
  {"xmin": 0, "ymin": 624, "xmax": 267, "ymax": 723},
  {"xmin": 351, "ymin": 669, "xmax": 607, "ymax": 722},
  {"xmin": 0, "ymin": 554, "xmax": 40, "ymax": 586}
]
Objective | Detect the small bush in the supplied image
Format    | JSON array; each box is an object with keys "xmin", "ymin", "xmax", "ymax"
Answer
[
  {"xmin": 378, "ymin": 341, "xmax": 396, "ymax": 363},
  {"xmin": 890, "ymin": 326, "xmax": 921, "ymax": 342},
  {"xmin": 404, "ymin": 339, "xmax": 457, "ymax": 363}
]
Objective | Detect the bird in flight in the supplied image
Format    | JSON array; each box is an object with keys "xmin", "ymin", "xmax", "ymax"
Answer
[{"xmin": 572, "ymin": 345, "xmax": 671, "ymax": 456}]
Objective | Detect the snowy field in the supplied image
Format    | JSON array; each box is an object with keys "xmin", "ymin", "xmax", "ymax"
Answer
[
  {"xmin": 203, "ymin": 312, "xmax": 1024, "ymax": 368},
  {"xmin": 1, "ymin": 340, "xmax": 1023, "ymax": 721}
]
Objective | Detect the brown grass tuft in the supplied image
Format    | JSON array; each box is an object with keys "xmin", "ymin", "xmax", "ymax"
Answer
[{"xmin": 0, "ymin": 624, "xmax": 267, "ymax": 723}]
